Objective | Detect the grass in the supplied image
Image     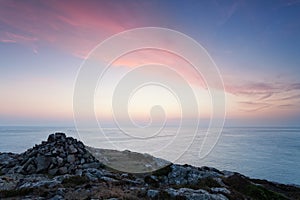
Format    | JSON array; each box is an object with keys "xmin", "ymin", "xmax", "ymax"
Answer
[
  {"xmin": 62, "ymin": 175, "xmax": 89, "ymax": 187},
  {"xmin": 171, "ymin": 177, "xmax": 221, "ymax": 190},
  {"xmin": 198, "ymin": 177, "xmax": 221, "ymax": 189},
  {"xmin": 223, "ymin": 174, "xmax": 288, "ymax": 200},
  {"xmin": 243, "ymin": 184, "xmax": 288, "ymax": 200},
  {"xmin": 0, "ymin": 188, "xmax": 33, "ymax": 198},
  {"xmin": 152, "ymin": 164, "xmax": 172, "ymax": 177}
]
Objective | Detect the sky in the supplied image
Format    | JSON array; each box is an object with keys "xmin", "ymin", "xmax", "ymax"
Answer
[{"xmin": 0, "ymin": 0, "xmax": 300, "ymax": 127}]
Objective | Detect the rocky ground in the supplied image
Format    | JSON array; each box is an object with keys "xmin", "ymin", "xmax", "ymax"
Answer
[{"xmin": 0, "ymin": 133, "xmax": 299, "ymax": 200}]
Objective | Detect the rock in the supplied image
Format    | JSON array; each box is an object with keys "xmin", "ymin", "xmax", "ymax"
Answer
[
  {"xmin": 166, "ymin": 164, "xmax": 223, "ymax": 187},
  {"xmin": 26, "ymin": 164, "xmax": 36, "ymax": 174},
  {"xmin": 19, "ymin": 179, "xmax": 60, "ymax": 189},
  {"xmin": 54, "ymin": 132, "xmax": 66, "ymax": 141},
  {"xmin": 211, "ymin": 187, "xmax": 231, "ymax": 194},
  {"xmin": 58, "ymin": 167, "xmax": 68, "ymax": 174},
  {"xmin": 67, "ymin": 154, "xmax": 75, "ymax": 163},
  {"xmin": 1, "ymin": 133, "xmax": 102, "ymax": 176},
  {"xmin": 83, "ymin": 168, "xmax": 103, "ymax": 178},
  {"xmin": 48, "ymin": 168, "xmax": 58, "ymax": 176},
  {"xmin": 47, "ymin": 133, "xmax": 55, "ymax": 142},
  {"xmin": 84, "ymin": 171, "xmax": 98, "ymax": 182},
  {"xmin": 100, "ymin": 176, "xmax": 118, "ymax": 183},
  {"xmin": 50, "ymin": 194, "xmax": 64, "ymax": 200},
  {"xmin": 222, "ymin": 170, "xmax": 235, "ymax": 177},
  {"xmin": 147, "ymin": 189, "xmax": 159, "ymax": 199},
  {"xmin": 82, "ymin": 162, "xmax": 101, "ymax": 169},
  {"xmin": 56, "ymin": 157, "xmax": 64, "ymax": 166},
  {"xmin": 23, "ymin": 157, "xmax": 34, "ymax": 169},
  {"xmin": 165, "ymin": 188, "xmax": 228, "ymax": 200},
  {"xmin": 35, "ymin": 155, "xmax": 51, "ymax": 173},
  {"xmin": 144, "ymin": 175, "xmax": 159, "ymax": 188},
  {"xmin": 0, "ymin": 175, "xmax": 18, "ymax": 190},
  {"xmin": 68, "ymin": 145, "xmax": 78, "ymax": 153}
]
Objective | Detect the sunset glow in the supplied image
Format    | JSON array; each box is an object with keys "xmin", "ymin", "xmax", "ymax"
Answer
[{"xmin": 1, "ymin": 0, "xmax": 300, "ymax": 126}]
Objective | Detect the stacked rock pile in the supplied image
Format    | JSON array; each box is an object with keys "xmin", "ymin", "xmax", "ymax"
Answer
[{"xmin": 0, "ymin": 133, "xmax": 102, "ymax": 176}]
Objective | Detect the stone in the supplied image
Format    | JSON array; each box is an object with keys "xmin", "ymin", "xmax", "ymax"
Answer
[
  {"xmin": 26, "ymin": 164, "xmax": 36, "ymax": 174},
  {"xmin": 56, "ymin": 157, "xmax": 64, "ymax": 166},
  {"xmin": 166, "ymin": 164, "xmax": 224, "ymax": 187},
  {"xmin": 165, "ymin": 188, "xmax": 228, "ymax": 200},
  {"xmin": 23, "ymin": 157, "xmax": 34, "ymax": 169},
  {"xmin": 55, "ymin": 132, "xmax": 66, "ymax": 140},
  {"xmin": 67, "ymin": 154, "xmax": 75, "ymax": 163},
  {"xmin": 0, "ymin": 175, "xmax": 18, "ymax": 190},
  {"xmin": 84, "ymin": 168, "xmax": 103, "ymax": 178},
  {"xmin": 82, "ymin": 162, "xmax": 101, "ymax": 169},
  {"xmin": 35, "ymin": 156, "xmax": 51, "ymax": 173},
  {"xmin": 100, "ymin": 176, "xmax": 118, "ymax": 183},
  {"xmin": 68, "ymin": 145, "xmax": 78, "ymax": 154},
  {"xmin": 85, "ymin": 172, "xmax": 98, "ymax": 181},
  {"xmin": 48, "ymin": 168, "xmax": 58, "ymax": 176},
  {"xmin": 75, "ymin": 169, "xmax": 83, "ymax": 176},
  {"xmin": 211, "ymin": 187, "xmax": 231, "ymax": 194},
  {"xmin": 58, "ymin": 167, "xmax": 68, "ymax": 174},
  {"xmin": 47, "ymin": 134, "xmax": 55, "ymax": 142},
  {"xmin": 147, "ymin": 189, "xmax": 159, "ymax": 199},
  {"xmin": 50, "ymin": 195, "xmax": 64, "ymax": 200},
  {"xmin": 144, "ymin": 175, "xmax": 159, "ymax": 188}
]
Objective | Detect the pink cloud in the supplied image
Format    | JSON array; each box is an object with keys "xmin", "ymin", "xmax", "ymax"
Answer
[
  {"xmin": 226, "ymin": 80, "xmax": 300, "ymax": 113},
  {"xmin": 0, "ymin": 39, "xmax": 16, "ymax": 43},
  {"xmin": 111, "ymin": 49, "xmax": 207, "ymax": 88},
  {"xmin": 0, "ymin": 32, "xmax": 38, "ymax": 43},
  {"xmin": 0, "ymin": 1, "xmax": 209, "ymax": 87},
  {"xmin": 0, "ymin": 0, "xmax": 137, "ymax": 57}
]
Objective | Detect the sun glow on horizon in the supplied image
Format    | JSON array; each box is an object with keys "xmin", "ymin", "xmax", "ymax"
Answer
[{"xmin": 0, "ymin": 1, "xmax": 299, "ymax": 126}]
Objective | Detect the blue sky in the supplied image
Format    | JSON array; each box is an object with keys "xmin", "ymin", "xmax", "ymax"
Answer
[{"xmin": 0, "ymin": 0, "xmax": 300, "ymax": 126}]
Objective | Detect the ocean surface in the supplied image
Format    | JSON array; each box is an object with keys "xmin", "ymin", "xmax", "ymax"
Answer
[{"xmin": 0, "ymin": 126, "xmax": 299, "ymax": 185}]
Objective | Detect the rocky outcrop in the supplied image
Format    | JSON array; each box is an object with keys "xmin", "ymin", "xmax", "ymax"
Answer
[
  {"xmin": 0, "ymin": 133, "xmax": 101, "ymax": 176},
  {"xmin": 0, "ymin": 133, "xmax": 299, "ymax": 200}
]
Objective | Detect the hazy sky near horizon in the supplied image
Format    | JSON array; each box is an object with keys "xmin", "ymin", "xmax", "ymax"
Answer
[{"xmin": 0, "ymin": 0, "xmax": 300, "ymax": 126}]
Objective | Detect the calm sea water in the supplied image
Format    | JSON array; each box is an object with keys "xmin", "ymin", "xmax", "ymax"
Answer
[{"xmin": 0, "ymin": 126, "xmax": 299, "ymax": 185}]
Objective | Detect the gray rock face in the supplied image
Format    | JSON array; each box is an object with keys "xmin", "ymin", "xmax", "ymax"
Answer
[{"xmin": 165, "ymin": 164, "xmax": 224, "ymax": 186}]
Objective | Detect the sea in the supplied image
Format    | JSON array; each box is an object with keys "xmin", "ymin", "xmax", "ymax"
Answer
[{"xmin": 0, "ymin": 126, "xmax": 299, "ymax": 185}]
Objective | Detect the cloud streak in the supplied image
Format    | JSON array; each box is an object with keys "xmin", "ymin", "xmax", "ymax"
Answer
[
  {"xmin": 227, "ymin": 80, "xmax": 300, "ymax": 113},
  {"xmin": 0, "ymin": 0, "xmax": 149, "ymax": 57}
]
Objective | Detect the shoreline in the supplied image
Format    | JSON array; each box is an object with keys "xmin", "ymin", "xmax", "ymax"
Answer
[
  {"xmin": 1, "ymin": 126, "xmax": 299, "ymax": 186},
  {"xmin": 0, "ymin": 132, "xmax": 299, "ymax": 199}
]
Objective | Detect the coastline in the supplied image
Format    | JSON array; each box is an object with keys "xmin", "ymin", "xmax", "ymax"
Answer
[
  {"xmin": 1, "ymin": 125, "xmax": 299, "ymax": 185},
  {"xmin": 0, "ymin": 133, "xmax": 299, "ymax": 199}
]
